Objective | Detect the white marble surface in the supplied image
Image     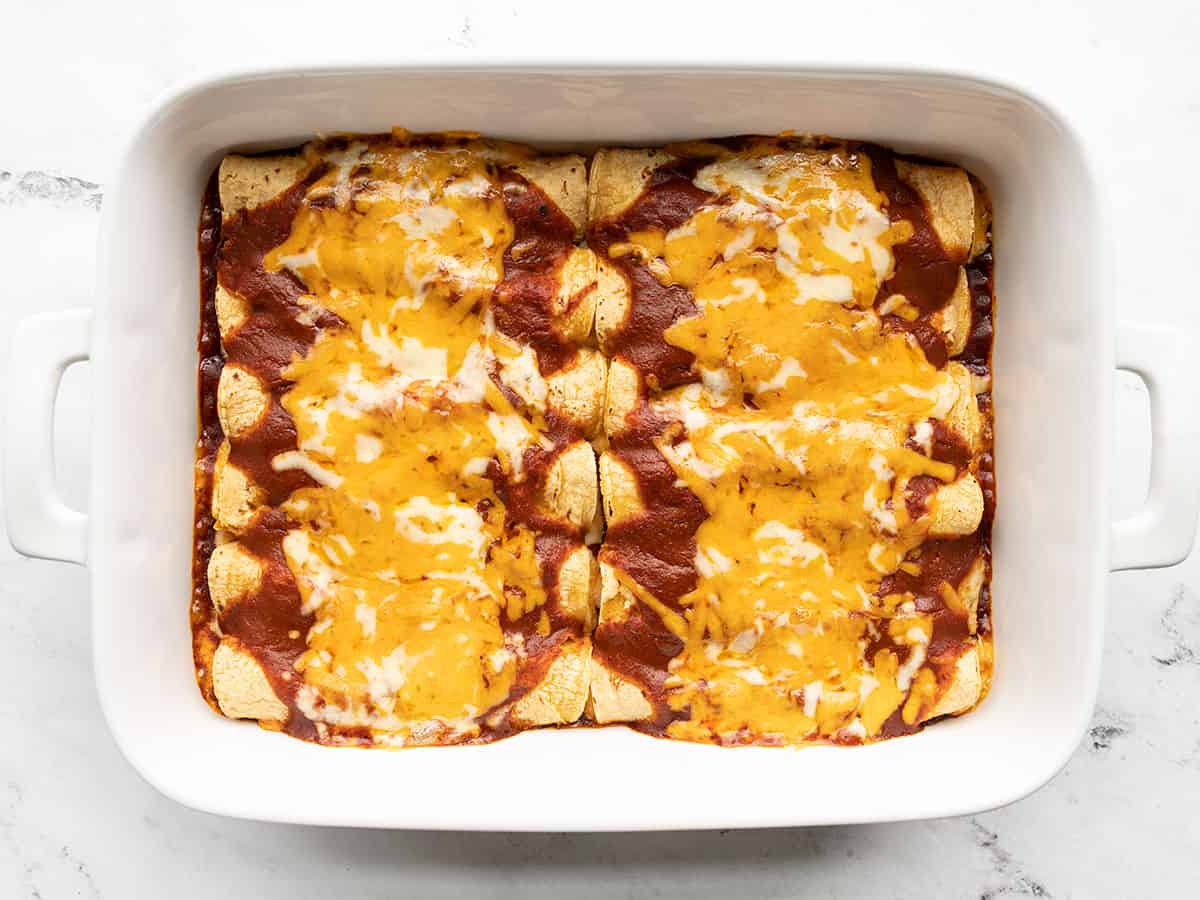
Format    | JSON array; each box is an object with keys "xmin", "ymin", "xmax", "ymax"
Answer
[{"xmin": 2, "ymin": 1, "xmax": 1198, "ymax": 896}]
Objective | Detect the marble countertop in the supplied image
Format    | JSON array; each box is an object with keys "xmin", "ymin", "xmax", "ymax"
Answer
[{"xmin": 2, "ymin": 1, "xmax": 1198, "ymax": 896}]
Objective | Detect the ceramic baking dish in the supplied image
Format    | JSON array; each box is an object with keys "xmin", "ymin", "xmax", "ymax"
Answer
[{"xmin": 6, "ymin": 66, "xmax": 1199, "ymax": 831}]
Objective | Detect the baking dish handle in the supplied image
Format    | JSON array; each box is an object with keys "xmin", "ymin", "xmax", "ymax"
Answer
[
  {"xmin": 3, "ymin": 309, "xmax": 91, "ymax": 565},
  {"xmin": 1111, "ymin": 321, "xmax": 1200, "ymax": 571}
]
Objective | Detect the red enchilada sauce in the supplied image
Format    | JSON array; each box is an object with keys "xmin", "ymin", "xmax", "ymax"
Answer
[
  {"xmin": 491, "ymin": 168, "xmax": 583, "ymax": 376},
  {"xmin": 192, "ymin": 172, "xmax": 224, "ymax": 710}
]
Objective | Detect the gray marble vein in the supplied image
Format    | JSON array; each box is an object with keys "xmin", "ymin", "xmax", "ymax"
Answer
[
  {"xmin": 1153, "ymin": 584, "xmax": 1198, "ymax": 667},
  {"xmin": 0, "ymin": 171, "xmax": 102, "ymax": 210},
  {"xmin": 970, "ymin": 822, "xmax": 1053, "ymax": 899},
  {"xmin": 1087, "ymin": 722, "xmax": 1128, "ymax": 753}
]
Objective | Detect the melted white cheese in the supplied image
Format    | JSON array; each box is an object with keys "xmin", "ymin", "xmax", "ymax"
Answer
[
  {"xmin": 461, "ymin": 456, "xmax": 490, "ymax": 477},
  {"xmin": 803, "ymin": 680, "xmax": 823, "ymax": 719},
  {"xmin": 913, "ymin": 420, "xmax": 934, "ymax": 455},
  {"xmin": 753, "ymin": 521, "xmax": 831, "ymax": 574},
  {"xmin": 776, "ymin": 254, "xmax": 857, "ymax": 304},
  {"xmin": 695, "ymin": 545, "xmax": 735, "ymax": 577},
  {"xmin": 282, "ymin": 530, "xmax": 340, "ymax": 614},
  {"xmin": 819, "ymin": 189, "xmax": 893, "ymax": 281},
  {"xmin": 355, "ymin": 434, "xmax": 383, "ymax": 464},
  {"xmin": 729, "ymin": 629, "xmax": 758, "ymax": 654},
  {"xmin": 355, "ymin": 603, "xmax": 377, "ymax": 639},
  {"xmin": 699, "ymin": 366, "xmax": 733, "ymax": 404},
  {"xmin": 276, "ymin": 243, "xmax": 322, "ymax": 277},
  {"xmin": 498, "ymin": 343, "xmax": 547, "ymax": 410},
  {"xmin": 357, "ymin": 646, "xmax": 426, "ymax": 712},
  {"xmin": 661, "ymin": 438, "xmax": 727, "ymax": 482},
  {"xmin": 705, "ymin": 275, "xmax": 768, "ymax": 309},
  {"xmin": 393, "ymin": 496, "xmax": 486, "ymax": 558},
  {"xmin": 486, "ymin": 412, "xmax": 533, "ymax": 477},
  {"xmin": 450, "ymin": 342, "xmax": 491, "ymax": 404},
  {"xmin": 722, "ymin": 226, "xmax": 756, "ymax": 261},
  {"xmin": 272, "ymin": 450, "xmax": 344, "ymax": 488},
  {"xmin": 694, "ymin": 156, "xmax": 778, "ymax": 208},
  {"xmin": 361, "ymin": 324, "xmax": 448, "ymax": 383},
  {"xmin": 755, "ymin": 357, "xmax": 807, "ymax": 394},
  {"xmin": 896, "ymin": 630, "xmax": 929, "ymax": 691},
  {"xmin": 901, "ymin": 376, "xmax": 959, "ymax": 419},
  {"xmin": 696, "ymin": 153, "xmax": 895, "ymax": 308},
  {"xmin": 390, "ymin": 203, "xmax": 456, "ymax": 239}
]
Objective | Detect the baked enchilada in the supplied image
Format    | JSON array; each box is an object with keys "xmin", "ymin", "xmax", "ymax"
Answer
[
  {"xmin": 588, "ymin": 139, "xmax": 994, "ymax": 744},
  {"xmin": 194, "ymin": 134, "xmax": 603, "ymax": 745},
  {"xmin": 194, "ymin": 132, "xmax": 995, "ymax": 747}
]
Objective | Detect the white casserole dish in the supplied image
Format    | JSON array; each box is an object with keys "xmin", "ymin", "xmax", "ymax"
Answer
[{"xmin": 6, "ymin": 66, "xmax": 1199, "ymax": 831}]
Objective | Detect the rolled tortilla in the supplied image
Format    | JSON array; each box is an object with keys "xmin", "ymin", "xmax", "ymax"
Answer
[
  {"xmin": 594, "ymin": 256, "xmax": 634, "ymax": 354},
  {"xmin": 212, "ymin": 638, "xmax": 287, "ymax": 721},
  {"xmin": 895, "ymin": 160, "xmax": 976, "ymax": 261},
  {"xmin": 923, "ymin": 643, "xmax": 982, "ymax": 720},
  {"xmin": 587, "ymin": 147, "xmax": 677, "ymax": 224},
  {"xmin": 214, "ymin": 285, "xmax": 251, "ymax": 342},
  {"xmin": 598, "ymin": 451, "xmax": 643, "ymax": 526},
  {"xmin": 555, "ymin": 544, "xmax": 600, "ymax": 630},
  {"xmin": 211, "ymin": 440, "xmax": 264, "ymax": 533},
  {"xmin": 588, "ymin": 149, "xmax": 680, "ymax": 354},
  {"xmin": 217, "ymin": 364, "xmax": 270, "ymax": 439},
  {"xmin": 956, "ymin": 555, "xmax": 987, "ymax": 635},
  {"xmin": 541, "ymin": 440, "xmax": 599, "ymax": 531},
  {"xmin": 546, "ymin": 349, "xmax": 607, "ymax": 439},
  {"xmin": 603, "ymin": 357, "xmax": 641, "ymax": 438},
  {"xmin": 941, "ymin": 363, "xmax": 983, "ymax": 451},
  {"xmin": 553, "ymin": 246, "xmax": 601, "ymax": 346},
  {"xmin": 926, "ymin": 473, "xmax": 985, "ymax": 538},
  {"xmin": 971, "ymin": 179, "xmax": 992, "ymax": 260},
  {"xmin": 219, "ymin": 153, "xmax": 311, "ymax": 219},
  {"xmin": 587, "ymin": 656, "xmax": 655, "ymax": 724},
  {"xmin": 587, "ymin": 563, "xmax": 655, "ymax": 724},
  {"xmin": 511, "ymin": 639, "xmax": 593, "ymax": 728},
  {"xmin": 931, "ymin": 268, "xmax": 973, "ymax": 357},
  {"xmin": 511, "ymin": 154, "xmax": 588, "ymax": 240},
  {"xmin": 206, "ymin": 540, "xmax": 263, "ymax": 616}
]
